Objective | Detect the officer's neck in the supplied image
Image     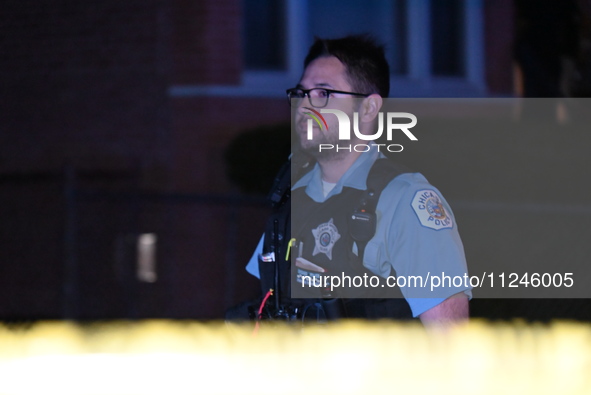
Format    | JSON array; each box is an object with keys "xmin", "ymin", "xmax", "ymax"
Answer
[{"xmin": 318, "ymin": 151, "xmax": 362, "ymax": 184}]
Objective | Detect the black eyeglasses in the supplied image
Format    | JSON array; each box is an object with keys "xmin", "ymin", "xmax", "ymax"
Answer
[{"xmin": 286, "ymin": 87, "xmax": 371, "ymax": 108}]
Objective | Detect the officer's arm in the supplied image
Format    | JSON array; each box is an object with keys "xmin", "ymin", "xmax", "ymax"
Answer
[{"xmin": 418, "ymin": 292, "xmax": 469, "ymax": 326}]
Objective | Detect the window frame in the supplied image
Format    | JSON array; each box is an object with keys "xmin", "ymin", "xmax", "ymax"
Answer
[{"xmin": 169, "ymin": 0, "xmax": 486, "ymax": 98}]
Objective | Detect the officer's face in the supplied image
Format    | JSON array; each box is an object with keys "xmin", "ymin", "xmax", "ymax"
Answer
[{"xmin": 294, "ymin": 56, "xmax": 359, "ymax": 156}]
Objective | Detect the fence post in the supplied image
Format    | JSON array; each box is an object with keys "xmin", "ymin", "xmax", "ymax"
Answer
[{"xmin": 63, "ymin": 164, "xmax": 78, "ymax": 318}]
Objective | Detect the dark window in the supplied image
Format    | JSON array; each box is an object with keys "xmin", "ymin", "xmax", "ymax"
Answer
[
  {"xmin": 430, "ymin": 0, "xmax": 465, "ymax": 76},
  {"xmin": 243, "ymin": 0, "xmax": 286, "ymax": 70},
  {"xmin": 309, "ymin": 0, "xmax": 408, "ymax": 76},
  {"xmin": 392, "ymin": 0, "xmax": 408, "ymax": 75}
]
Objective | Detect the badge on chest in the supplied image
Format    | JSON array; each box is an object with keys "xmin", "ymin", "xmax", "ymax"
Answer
[{"xmin": 311, "ymin": 218, "xmax": 341, "ymax": 260}]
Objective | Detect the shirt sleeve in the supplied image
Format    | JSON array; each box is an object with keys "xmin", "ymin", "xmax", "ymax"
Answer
[
  {"xmin": 364, "ymin": 173, "xmax": 472, "ymax": 317},
  {"xmin": 245, "ymin": 234, "xmax": 264, "ymax": 279}
]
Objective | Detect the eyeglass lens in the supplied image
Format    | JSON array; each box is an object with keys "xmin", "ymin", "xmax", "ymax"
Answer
[{"xmin": 288, "ymin": 89, "xmax": 328, "ymax": 108}]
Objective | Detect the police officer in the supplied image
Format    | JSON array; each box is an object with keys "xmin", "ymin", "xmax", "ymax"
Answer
[{"xmin": 245, "ymin": 35, "xmax": 470, "ymax": 326}]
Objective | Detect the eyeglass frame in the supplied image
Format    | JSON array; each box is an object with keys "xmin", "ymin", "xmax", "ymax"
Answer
[{"xmin": 285, "ymin": 87, "xmax": 371, "ymax": 108}]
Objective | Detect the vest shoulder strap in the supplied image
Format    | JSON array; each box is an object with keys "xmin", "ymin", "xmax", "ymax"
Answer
[
  {"xmin": 267, "ymin": 154, "xmax": 315, "ymax": 208},
  {"xmin": 364, "ymin": 158, "xmax": 412, "ymax": 212},
  {"xmin": 349, "ymin": 158, "xmax": 412, "ymax": 254}
]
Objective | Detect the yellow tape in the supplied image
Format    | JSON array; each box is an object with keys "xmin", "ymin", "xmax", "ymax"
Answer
[{"xmin": 0, "ymin": 320, "xmax": 589, "ymax": 394}]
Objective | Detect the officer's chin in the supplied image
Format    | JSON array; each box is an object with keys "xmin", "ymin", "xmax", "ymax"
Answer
[
  {"xmin": 298, "ymin": 138, "xmax": 315, "ymax": 153},
  {"xmin": 297, "ymin": 139, "xmax": 319, "ymax": 157}
]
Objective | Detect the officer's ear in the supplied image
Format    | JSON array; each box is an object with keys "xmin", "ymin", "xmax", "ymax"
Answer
[{"xmin": 359, "ymin": 94, "xmax": 383, "ymax": 123}]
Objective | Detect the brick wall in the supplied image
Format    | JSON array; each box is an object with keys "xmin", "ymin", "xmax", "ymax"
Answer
[
  {"xmin": 0, "ymin": 0, "xmax": 174, "ymax": 319},
  {"xmin": 0, "ymin": 0, "xmax": 277, "ymax": 320},
  {"xmin": 170, "ymin": 0, "xmax": 242, "ymax": 85},
  {"xmin": 484, "ymin": 0, "xmax": 515, "ymax": 95},
  {"xmin": 0, "ymin": 0, "xmax": 172, "ymax": 179},
  {"xmin": 0, "ymin": 0, "xmax": 526, "ymax": 320}
]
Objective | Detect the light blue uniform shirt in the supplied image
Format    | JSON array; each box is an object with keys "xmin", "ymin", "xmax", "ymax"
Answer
[{"xmin": 246, "ymin": 147, "xmax": 471, "ymax": 317}]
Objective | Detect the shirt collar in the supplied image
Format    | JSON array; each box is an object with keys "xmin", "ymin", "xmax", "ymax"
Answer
[{"xmin": 292, "ymin": 146, "xmax": 381, "ymax": 202}]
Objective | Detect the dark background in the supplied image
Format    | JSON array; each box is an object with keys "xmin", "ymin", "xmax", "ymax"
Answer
[{"xmin": 1, "ymin": 0, "xmax": 590, "ymax": 321}]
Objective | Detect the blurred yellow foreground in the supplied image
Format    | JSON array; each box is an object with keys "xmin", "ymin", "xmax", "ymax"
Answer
[{"xmin": 0, "ymin": 319, "xmax": 589, "ymax": 395}]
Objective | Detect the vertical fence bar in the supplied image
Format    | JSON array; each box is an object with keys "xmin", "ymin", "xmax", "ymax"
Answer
[
  {"xmin": 63, "ymin": 165, "xmax": 78, "ymax": 319},
  {"xmin": 224, "ymin": 204, "xmax": 239, "ymax": 312}
]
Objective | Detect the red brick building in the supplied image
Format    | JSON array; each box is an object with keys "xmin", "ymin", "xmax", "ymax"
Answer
[{"xmin": 0, "ymin": 0, "xmax": 550, "ymax": 319}]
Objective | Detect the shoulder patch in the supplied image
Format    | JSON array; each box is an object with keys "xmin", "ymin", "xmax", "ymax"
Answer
[{"xmin": 411, "ymin": 189, "xmax": 453, "ymax": 230}]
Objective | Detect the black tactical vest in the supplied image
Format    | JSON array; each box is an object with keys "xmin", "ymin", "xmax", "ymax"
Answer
[{"xmin": 258, "ymin": 156, "xmax": 414, "ymax": 320}]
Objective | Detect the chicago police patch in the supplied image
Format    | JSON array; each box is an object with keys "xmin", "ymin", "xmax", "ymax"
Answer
[
  {"xmin": 311, "ymin": 218, "xmax": 341, "ymax": 260},
  {"xmin": 411, "ymin": 189, "xmax": 453, "ymax": 230}
]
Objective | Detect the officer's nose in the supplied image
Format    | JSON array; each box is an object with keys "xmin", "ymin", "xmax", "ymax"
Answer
[{"xmin": 296, "ymin": 93, "xmax": 313, "ymax": 114}]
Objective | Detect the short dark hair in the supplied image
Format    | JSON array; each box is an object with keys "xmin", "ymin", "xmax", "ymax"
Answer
[{"xmin": 304, "ymin": 34, "xmax": 390, "ymax": 97}]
